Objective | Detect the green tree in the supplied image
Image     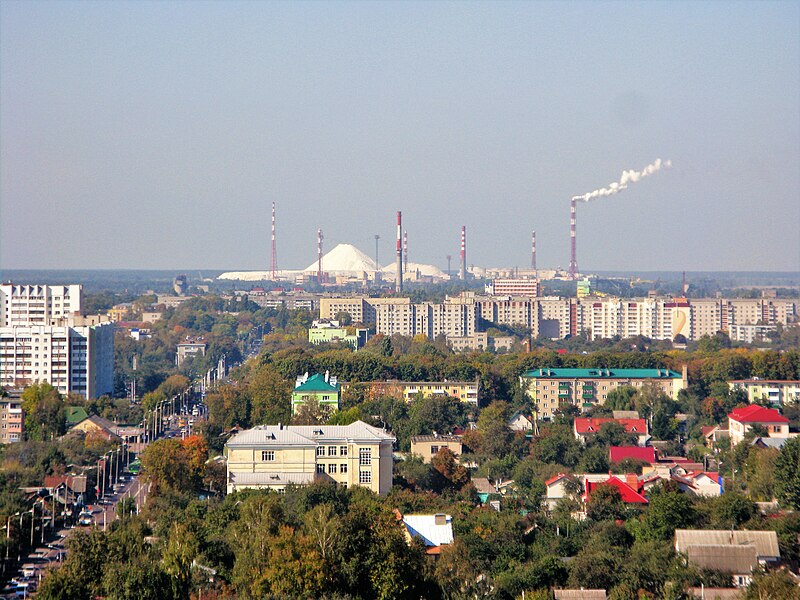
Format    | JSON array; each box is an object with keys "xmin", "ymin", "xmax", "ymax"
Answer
[
  {"xmin": 21, "ymin": 382, "xmax": 66, "ymax": 440},
  {"xmin": 141, "ymin": 439, "xmax": 193, "ymax": 494},
  {"xmin": 476, "ymin": 400, "xmax": 514, "ymax": 458},
  {"xmin": 162, "ymin": 522, "xmax": 198, "ymax": 600},
  {"xmin": 634, "ymin": 486, "xmax": 697, "ymax": 541},
  {"xmin": 774, "ymin": 436, "xmax": 800, "ymax": 509},
  {"xmin": 249, "ymin": 364, "xmax": 291, "ymax": 425},
  {"xmin": 742, "ymin": 568, "xmax": 800, "ymax": 600},
  {"xmin": 586, "ymin": 485, "xmax": 626, "ymax": 522},
  {"xmin": 712, "ymin": 491, "xmax": 756, "ymax": 528}
]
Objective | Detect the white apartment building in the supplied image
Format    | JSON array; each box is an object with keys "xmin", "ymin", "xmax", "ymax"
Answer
[
  {"xmin": 485, "ymin": 279, "xmax": 541, "ymax": 297},
  {"xmin": 0, "ymin": 285, "xmax": 114, "ymax": 399},
  {"xmin": 1, "ymin": 284, "xmax": 82, "ymax": 327}
]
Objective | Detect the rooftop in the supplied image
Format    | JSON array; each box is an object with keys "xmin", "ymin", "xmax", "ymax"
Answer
[
  {"xmin": 294, "ymin": 372, "xmax": 340, "ymax": 393},
  {"xmin": 685, "ymin": 544, "xmax": 758, "ymax": 574},
  {"xmin": 402, "ymin": 514, "xmax": 454, "ymax": 547},
  {"xmin": 728, "ymin": 405, "xmax": 789, "ymax": 424},
  {"xmin": 523, "ymin": 368, "xmax": 681, "ymax": 379},
  {"xmin": 609, "ymin": 446, "xmax": 656, "ymax": 464},
  {"xmin": 675, "ymin": 529, "xmax": 780, "ymax": 559},
  {"xmin": 227, "ymin": 420, "xmax": 395, "ymax": 448},
  {"xmin": 575, "ymin": 418, "xmax": 648, "ymax": 435}
]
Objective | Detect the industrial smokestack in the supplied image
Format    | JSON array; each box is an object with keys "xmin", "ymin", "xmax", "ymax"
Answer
[
  {"xmin": 568, "ymin": 199, "xmax": 578, "ymax": 279},
  {"xmin": 396, "ymin": 212, "xmax": 403, "ymax": 292},
  {"xmin": 531, "ymin": 230, "xmax": 537, "ymax": 272},
  {"xmin": 317, "ymin": 228, "xmax": 324, "ymax": 284},
  {"xmin": 460, "ymin": 226, "xmax": 466, "ymax": 281},
  {"xmin": 271, "ymin": 202, "xmax": 277, "ymax": 280},
  {"xmin": 403, "ymin": 230, "xmax": 408, "ymax": 273}
]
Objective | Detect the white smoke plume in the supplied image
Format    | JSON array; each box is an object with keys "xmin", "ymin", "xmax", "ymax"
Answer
[{"xmin": 572, "ymin": 158, "xmax": 672, "ymax": 202}]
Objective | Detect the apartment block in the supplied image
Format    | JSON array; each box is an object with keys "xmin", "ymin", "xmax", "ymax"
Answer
[
  {"xmin": 521, "ymin": 367, "xmax": 687, "ymax": 421},
  {"xmin": 350, "ymin": 379, "xmax": 480, "ymax": 405},
  {"xmin": 729, "ymin": 379, "xmax": 800, "ymax": 407},
  {"xmin": 1, "ymin": 284, "xmax": 82, "ymax": 327},
  {"xmin": 225, "ymin": 421, "xmax": 395, "ymax": 495},
  {"xmin": 0, "ymin": 319, "xmax": 114, "ymax": 398},
  {"xmin": 0, "ymin": 391, "xmax": 23, "ymax": 443},
  {"xmin": 484, "ymin": 279, "xmax": 541, "ymax": 297}
]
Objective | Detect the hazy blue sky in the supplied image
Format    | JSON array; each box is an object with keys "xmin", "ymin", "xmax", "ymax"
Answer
[{"xmin": 1, "ymin": 1, "xmax": 798, "ymax": 272}]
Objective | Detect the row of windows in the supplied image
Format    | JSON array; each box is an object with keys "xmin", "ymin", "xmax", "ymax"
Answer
[
  {"xmin": 316, "ymin": 463, "xmax": 349, "ymax": 474},
  {"xmin": 315, "ymin": 445, "xmax": 349, "ymax": 457},
  {"xmin": 262, "ymin": 446, "xmax": 369, "ymax": 462}
]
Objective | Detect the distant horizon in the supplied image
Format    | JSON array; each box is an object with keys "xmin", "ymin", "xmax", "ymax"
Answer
[{"xmin": 2, "ymin": 2, "xmax": 798, "ymax": 272}]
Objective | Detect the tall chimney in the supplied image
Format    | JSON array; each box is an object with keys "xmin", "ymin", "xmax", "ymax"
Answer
[
  {"xmin": 317, "ymin": 228, "xmax": 324, "ymax": 284},
  {"xmin": 403, "ymin": 230, "xmax": 408, "ymax": 273},
  {"xmin": 568, "ymin": 198, "xmax": 578, "ymax": 279},
  {"xmin": 396, "ymin": 212, "xmax": 403, "ymax": 292},
  {"xmin": 531, "ymin": 230, "xmax": 537, "ymax": 273},
  {"xmin": 271, "ymin": 202, "xmax": 277, "ymax": 280},
  {"xmin": 459, "ymin": 226, "xmax": 466, "ymax": 281}
]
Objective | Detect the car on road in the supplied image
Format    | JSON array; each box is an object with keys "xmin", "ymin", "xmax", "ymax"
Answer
[{"xmin": 78, "ymin": 510, "xmax": 93, "ymax": 526}]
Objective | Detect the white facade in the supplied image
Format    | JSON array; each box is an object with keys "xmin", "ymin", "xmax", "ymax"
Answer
[
  {"xmin": 1, "ymin": 284, "xmax": 82, "ymax": 327},
  {"xmin": 0, "ymin": 320, "xmax": 114, "ymax": 398}
]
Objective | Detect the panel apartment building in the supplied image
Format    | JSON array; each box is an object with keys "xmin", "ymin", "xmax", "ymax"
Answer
[
  {"xmin": 521, "ymin": 367, "xmax": 688, "ymax": 421},
  {"xmin": 321, "ymin": 293, "xmax": 797, "ymax": 343},
  {"xmin": 0, "ymin": 285, "xmax": 114, "ymax": 398}
]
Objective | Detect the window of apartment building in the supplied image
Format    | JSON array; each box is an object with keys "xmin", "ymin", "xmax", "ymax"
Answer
[
  {"xmin": 430, "ymin": 445, "xmax": 439, "ymax": 454},
  {"xmin": 316, "ymin": 446, "xmax": 325, "ymax": 457},
  {"xmin": 340, "ymin": 446, "xmax": 348, "ymax": 456},
  {"xmin": 316, "ymin": 464, "xmax": 325, "ymax": 474},
  {"xmin": 359, "ymin": 470, "xmax": 372, "ymax": 484},
  {"xmin": 359, "ymin": 448, "xmax": 371, "ymax": 466},
  {"xmin": 261, "ymin": 451, "xmax": 275, "ymax": 462},
  {"xmin": 328, "ymin": 464, "xmax": 337, "ymax": 474},
  {"xmin": 328, "ymin": 446, "xmax": 337, "ymax": 456},
  {"xmin": 340, "ymin": 464, "xmax": 348, "ymax": 473}
]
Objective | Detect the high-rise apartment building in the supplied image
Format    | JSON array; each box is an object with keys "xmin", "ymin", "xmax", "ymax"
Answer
[
  {"xmin": 0, "ymin": 285, "xmax": 114, "ymax": 399},
  {"xmin": 1, "ymin": 284, "xmax": 82, "ymax": 327}
]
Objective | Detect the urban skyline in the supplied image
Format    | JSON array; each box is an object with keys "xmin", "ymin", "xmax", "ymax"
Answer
[{"xmin": 1, "ymin": 1, "xmax": 798, "ymax": 272}]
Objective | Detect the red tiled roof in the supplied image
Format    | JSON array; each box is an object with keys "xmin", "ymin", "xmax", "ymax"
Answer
[
  {"xmin": 574, "ymin": 418, "xmax": 648, "ymax": 435},
  {"xmin": 545, "ymin": 473, "xmax": 574, "ymax": 487},
  {"xmin": 728, "ymin": 405, "xmax": 789, "ymax": 424},
  {"xmin": 584, "ymin": 476, "xmax": 648, "ymax": 504},
  {"xmin": 609, "ymin": 446, "xmax": 656, "ymax": 464}
]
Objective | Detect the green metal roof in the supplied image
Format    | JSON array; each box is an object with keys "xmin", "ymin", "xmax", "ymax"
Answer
[
  {"xmin": 294, "ymin": 373, "xmax": 340, "ymax": 392},
  {"xmin": 66, "ymin": 406, "xmax": 89, "ymax": 425},
  {"xmin": 522, "ymin": 368, "xmax": 681, "ymax": 379}
]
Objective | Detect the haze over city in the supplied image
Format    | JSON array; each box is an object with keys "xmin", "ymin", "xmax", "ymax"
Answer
[{"xmin": 1, "ymin": 1, "xmax": 798, "ymax": 273}]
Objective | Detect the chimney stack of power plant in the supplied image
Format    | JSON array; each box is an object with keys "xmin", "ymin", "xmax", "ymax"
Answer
[
  {"xmin": 403, "ymin": 230, "xmax": 408, "ymax": 273},
  {"xmin": 568, "ymin": 198, "xmax": 578, "ymax": 279},
  {"xmin": 317, "ymin": 228, "xmax": 324, "ymax": 284},
  {"xmin": 396, "ymin": 211, "xmax": 403, "ymax": 292},
  {"xmin": 531, "ymin": 230, "xmax": 537, "ymax": 273},
  {"xmin": 459, "ymin": 226, "xmax": 466, "ymax": 281},
  {"xmin": 271, "ymin": 202, "xmax": 277, "ymax": 280}
]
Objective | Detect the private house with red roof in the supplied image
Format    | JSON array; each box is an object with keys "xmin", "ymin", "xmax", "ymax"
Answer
[
  {"xmin": 573, "ymin": 418, "xmax": 649, "ymax": 446},
  {"xmin": 728, "ymin": 405, "xmax": 790, "ymax": 445},
  {"xmin": 582, "ymin": 475, "xmax": 649, "ymax": 506},
  {"xmin": 609, "ymin": 446, "xmax": 656, "ymax": 465}
]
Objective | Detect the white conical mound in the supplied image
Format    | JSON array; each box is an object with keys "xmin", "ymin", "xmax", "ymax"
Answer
[{"xmin": 303, "ymin": 243, "xmax": 378, "ymax": 274}]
